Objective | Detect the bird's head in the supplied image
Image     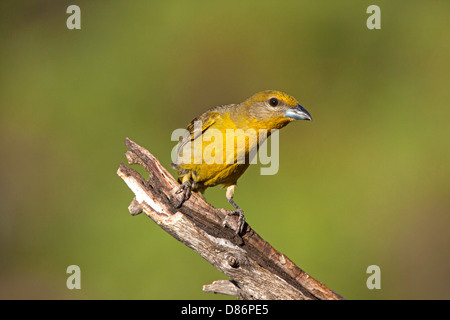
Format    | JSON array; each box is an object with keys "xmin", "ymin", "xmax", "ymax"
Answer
[{"xmin": 241, "ymin": 90, "xmax": 312, "ymax": 130}]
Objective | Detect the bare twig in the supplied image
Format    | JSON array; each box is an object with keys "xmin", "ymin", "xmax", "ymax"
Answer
[{"xmin": 117, "ymin": 138, "xmax": 344, "ymax": 300}]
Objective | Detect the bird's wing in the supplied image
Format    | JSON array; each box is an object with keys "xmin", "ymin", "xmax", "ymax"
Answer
[
  {"xmin": 175, "ymin": 106, "xmax": 226, "ymax": 159},
  {"xmin": 185, "ymin": 111, "xmax": 219, "ymax": 141}
]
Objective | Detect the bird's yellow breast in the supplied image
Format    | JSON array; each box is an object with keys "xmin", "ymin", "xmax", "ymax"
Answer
[{"xmin": 177, "ymin": 112, "xmax": 257, "ymax": 189}]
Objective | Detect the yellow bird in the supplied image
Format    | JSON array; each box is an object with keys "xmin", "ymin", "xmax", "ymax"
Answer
[{"xmin": 172, "ymin": 90, "xmax": 312, "ymax": 234}]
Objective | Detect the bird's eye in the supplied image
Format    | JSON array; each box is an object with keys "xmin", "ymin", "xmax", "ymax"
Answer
[{"xmin": 269, "ymin": 97, "xmax": 278, "ymax": 107}]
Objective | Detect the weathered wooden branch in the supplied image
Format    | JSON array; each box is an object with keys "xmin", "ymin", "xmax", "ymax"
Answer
[{"xmin": 117, "ymin": 138, "xmax": 344, "ymax": 300}]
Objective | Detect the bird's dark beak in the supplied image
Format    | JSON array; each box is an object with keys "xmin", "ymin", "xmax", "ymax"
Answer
[{"xmin": 284, "ymin": 104, "xmax": 312, "ymax": 121}]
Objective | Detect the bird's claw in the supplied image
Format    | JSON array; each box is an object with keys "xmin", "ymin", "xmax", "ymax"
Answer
[
  {"xmin": 175, "ymin": 181, "xmax": 191, "ymax": 208},
  {"xmin": 226, "ymin": 209, "xmax": 246, "ymax": 235}
]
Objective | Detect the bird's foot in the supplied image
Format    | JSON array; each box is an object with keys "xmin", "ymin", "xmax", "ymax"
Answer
[
  {"xmin": 175, "ymin": 180, "xmax": 192, "ymax": 208},
  {"xmin": 225, "ymin": 208, "xmax": 246, "ymax": 235}
]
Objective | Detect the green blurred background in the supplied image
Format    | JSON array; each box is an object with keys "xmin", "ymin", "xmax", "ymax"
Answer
[{"xmin": 0, "ymin": 0, "xmax": 449, "ymax": 300}]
